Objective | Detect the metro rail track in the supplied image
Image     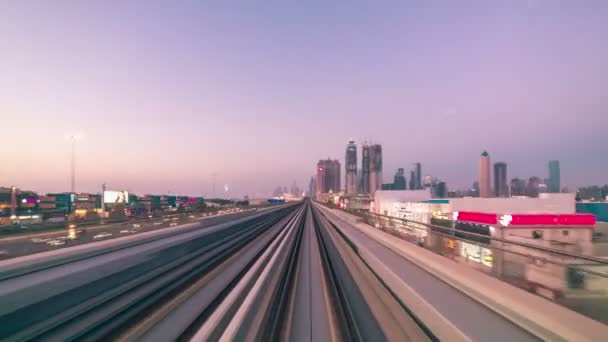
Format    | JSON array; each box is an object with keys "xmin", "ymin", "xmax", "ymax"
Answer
[{"xmin": 0, "ymin": 200, "xmax": 436, "ymax": 341}]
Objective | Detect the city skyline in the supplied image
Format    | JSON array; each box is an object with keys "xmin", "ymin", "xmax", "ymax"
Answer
[{"xmin": 2, "ymin": 2, "xmax": 608, "ymax": 195}]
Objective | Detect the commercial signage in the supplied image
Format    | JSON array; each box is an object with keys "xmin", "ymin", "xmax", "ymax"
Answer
[
  {"xmin": 454, "ymin": 211, "xmax": 498, "ymax": 225},
  {"xmin": 499, "ymin": 214, "xmax": 595, "ymax": 227},
  {"xmin": 456, "ymin": 211, "xmax": 595, "ymax": 227},
  {"xmin": 104, "ymin": 191, "xmax": 129, "ymax": 204}
]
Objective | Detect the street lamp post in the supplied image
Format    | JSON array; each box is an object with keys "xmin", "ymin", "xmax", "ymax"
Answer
[{"xmin": 70, "ymin": 135, "xmax": 76, "ymax": 194}]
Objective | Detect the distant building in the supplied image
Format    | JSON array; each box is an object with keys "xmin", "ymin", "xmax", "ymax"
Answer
[
  {"xmin": 290, "ymin": 180, "xmax": 301, "ymax": 197},
  {"xmin": 381, "ymin": 183, "xmax": 394, "ymax": 190},
  {"xmin": 432, "ymin": 181, "xmax": 447, "ymax": 198},
  {"xmin": 510, "ymin": 177, "xmax": 527, "ymax": 196},
  {"xmin": 409, "ymin": 170, "xmax": 416, "ymax": 190},
  {"xmin": 345, "ymin": 140, "xmax": 358, "ymax": 194},
  {"xmin": 316, "ymin": 159, "xmax": 341, "ymax": 194},
  {"xmin": 393, "ymin": 168, "xmax": 406, "ymax": 190},
  {"xmin": 308, "ymin": 176, "xmax": 315, "ymax": 197},
  {"xmin": 369, "ymin": 144, "xmax": 383, "ymax": 194},
  {"xmin": 549, "ymin": 160, "xmax": 560, "ymax": 193},
  {"xmin": 493, "ymin": 162, "xmax": 508, "ymax": 197},
  {"xmin": 479, "ymin": 151, "xmax": 491, "ymax": 198},
  {"xmin": 361, "ymin": 145, "xmax": 370, "ymax": 193},
  {"xmin": 423, "ymin": 175, "xmax": 437, "ymax": 188},
  {"xmin": 467, "ymin": 181, "xmax": 480, "ymax": 197},
  {"xmin": 577, "ymin": 185, "xmax": 608, "ymax": 201},
  {"xmin": 412, "ymin": 163, "xmax": 422, "ymax": 190},
  {"xmin": 527, "ymin": 176, "xmax": 542, "ymax": 198}
]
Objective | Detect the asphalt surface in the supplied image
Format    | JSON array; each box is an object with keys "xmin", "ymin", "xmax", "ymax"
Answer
[{"xmin": 0, "ymin": 209, "xmax": 252, "ymax": 260}]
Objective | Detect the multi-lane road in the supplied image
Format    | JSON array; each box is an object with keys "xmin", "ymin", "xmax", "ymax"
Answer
[
  {"xmin": 0, "ymin": 209, "xmax": 252, "ymax": 260},
  {"xmin": 0, "ymin": 200, "xmax": 606, "ymax": 341}
]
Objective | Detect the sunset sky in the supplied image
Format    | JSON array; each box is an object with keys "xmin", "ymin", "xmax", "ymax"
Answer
[{"xmin": 1, "ymin": 1, "xmax": 607, "ymax": 197}]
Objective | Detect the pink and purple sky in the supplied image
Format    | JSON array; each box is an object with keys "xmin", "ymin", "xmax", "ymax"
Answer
[{"xmin": 1, "ymin": 1, "xmax": 607, "ymax": 197}]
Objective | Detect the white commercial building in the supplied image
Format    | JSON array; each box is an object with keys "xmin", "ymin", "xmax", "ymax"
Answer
[
  {"xmin": 372, "ymin": 190, "xmax": 432, "ymax": 217},
  {"xmin": 373, "ymin": 193, "xmax": 576, "ymax": 225}
]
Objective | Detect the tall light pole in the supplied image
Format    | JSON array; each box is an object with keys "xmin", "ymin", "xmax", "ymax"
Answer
[
  {"xmin": 212, "ymin": 173, "xmax": 217, "ymax": 198},
  {"xmin": 70, "ymin": 135, "xmax": 76, "ymax": 194}
]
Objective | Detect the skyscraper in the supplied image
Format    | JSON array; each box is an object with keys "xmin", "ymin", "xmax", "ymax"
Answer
[
  {"xmin": 415, "ymin": 163, "xmax": 422, "ymax": 190},
  {"xmin": 393, "ymin": 168, "xmax": 406, "ymax": 190},
  {"xmin": 409, "ymin": 170, "xmax": 415, "ymax": 190},
  {"xmin": 308, "ymin": 176, "xmax": 315, "ymax": 197},
  {"xmin": 361, "ymin": 145, "xmax": 370, "ymax": 193},
  {"xmin": 345, "ymin": 140, "xmax": 358, "ymax": 194},
  {"xmin": 479, "ymin": 151, "xmax": 491, "ymax": 198},
  {"xmin": 432, "ymin": 181, "xmax": 447, "ymax": 198},
  {"xmin": 548, "ymin": 160, "xmax": 560, "ymax": 193},
  {"xmin": 316, "ymin": 159, "xmax": 341, "ymax": 194},
  {"xmin": 369, "ymin": 144, "xmax": 382, "ymax": 194},
  {"xmin": 493, "ymin": 162, "xmax": 508, "ymax": 197}
]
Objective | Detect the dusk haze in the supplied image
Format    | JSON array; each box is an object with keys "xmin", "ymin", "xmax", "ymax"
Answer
[
  {"xmin": 2, "ymin": 1, "xmax": 607, "ymax": 196},
  {"xmin": 1, "ymin": 3, "xmax": 608, "ymax": 340}
]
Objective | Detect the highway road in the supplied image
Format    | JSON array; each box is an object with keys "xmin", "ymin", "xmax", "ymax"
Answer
[
  {"xmin": 0, "ymin": 209, "xmax": 253, "ymax": 260},
  {"xmin": 0, "ymin": 199, "xmax": 602, "ymax": 341}
]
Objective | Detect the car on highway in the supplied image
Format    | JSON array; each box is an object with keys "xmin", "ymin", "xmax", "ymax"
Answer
[
  {"xmin": 132, "ymin": 223, "xmax": 141, "ymax": 228},
  {"xmin": 46, "ymin": 240, "xmax": 66, "ymax": 246},
  {"xmin": 93, "ymin": 232, "xmax": 113, "ymax": 239},
  {"xmin": 31, "ymin": 237, "xmax": 51, "ymax": 243},
  {"xmin": 120, "ymin": 229, "xmax": 138, "ymax": 234},
  {"xmin": 169, "ymin": 222, "xmax": 178, "ymax": 227},
  {"xmin": 153, "ymin": 222, "xmax": 162, "ymax": 226},
  {"xmin": 162, "ymin": 218, "xmax": 170, "ymax": 222},
  {"xmin": 0, "ymin": 249, "xmax": 9, "ymax": 259},
  {"xmin": 189, "ymin": 215, "xmax": 195, "ymax": 218}
]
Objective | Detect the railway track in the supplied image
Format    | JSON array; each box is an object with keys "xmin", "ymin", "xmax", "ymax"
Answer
[{"xmin": 0, "ymin": 200, "xmax": 436, "ymax": 341}]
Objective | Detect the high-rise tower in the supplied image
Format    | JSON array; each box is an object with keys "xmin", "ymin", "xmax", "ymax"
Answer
[
  {"xmin": 316, "ymin": 159, "xmax": 341, "ymax": 194},
  {"xmin": 369, "ymin": 144, "xmax": 382, "ymax": 194},
  {"xmin": 493, "ymin": 162, "xmax": 508, "ymax": 197},
  {"xmin": 548, "ymin": 160, "xmax": 560, "ymax": 193},
  {"xmin": 361, "ymin": 145, "xmax": 370, "ymax": 193},
  {"xmin": 479, "ymin": 151, "xmax": 491, "ymax": 198},
  {"xmin": 345, "ymin": 140, "xmax": 358, "ymax": 194}
]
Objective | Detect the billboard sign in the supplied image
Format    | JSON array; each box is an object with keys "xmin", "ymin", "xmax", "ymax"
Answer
[{"xmin": 104, "ymin": 191, "xmax": 129, "ymax": 204}]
